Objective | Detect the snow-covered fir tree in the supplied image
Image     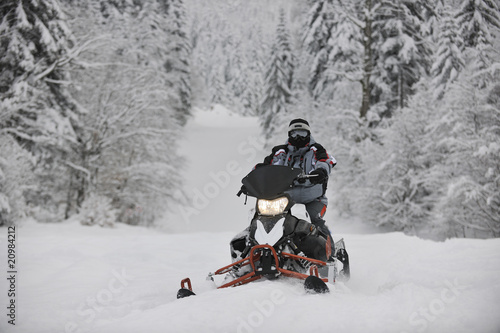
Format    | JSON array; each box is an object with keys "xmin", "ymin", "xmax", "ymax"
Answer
[
  {"xmin": 0, "ymin": 0, "xmax": 84, "ymax": 219},
  {"xmin": 261, "ymin": 9, "xmax": 295, "ymax": 139},
  {"xmin": 324, "ymin": 0, "xmax": 377, "ymax": 119},
  {"xmin": 302, "ymin": 0, "xmax": 337, "ymax": 100},
  {"xmin": 371, "ymin": 0, "xmax": 431, "ymax": 117},
  {"xmin": 456, "ymin": 0, "xmax": 500, "ymax": 78},
  {"xmin": 323, "ymin": 3, "xmax": 363, "ymax": 103},
  {"xmin": 360, "ymin": 79, "xmax": 442, "ymax": 235},
  {"xmin": 428, "ymin": 2, "xmax": 500, "ymax": 237},
  {"xmin": 430, "ymin": 5, "xmax": 465, "ymax": 100},
  {"xmin": 163, "ymin": 0, "xmax": 192, "ymax": 126},
  {"xmin": 455, "ymin": 0, "xmax": 500, "ymax": 48},
  {"xmin": 210, "ymin": 66, "xmax": 229, "ymax": 106},
  {"xmin": 430, "ymin": 66, "xmax": 500, "ymax": 238},
  {"xmin": 227, "ymin": 42, "xmax": 251, "ymax": 113},
  {"xmin": 245, "ymin": 41, "xmax": 268, "ymax": 116},
  {"xmin": 244, "ymin": 27, "xmax": 267, "ymax": 116}
]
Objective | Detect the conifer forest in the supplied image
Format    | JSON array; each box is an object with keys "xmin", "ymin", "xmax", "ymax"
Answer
[{"xmin": 1, "ymin": 0, "xmax": 499, "ymax": 239}]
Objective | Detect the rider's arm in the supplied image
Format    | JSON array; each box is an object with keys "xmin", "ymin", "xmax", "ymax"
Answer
[
  {"xmin": 310, "ymin": 143, "xmax": 336, "ymax": 175},
  {"xmin": 260, "ymin": 144, "xmax": 288, "ymax": 167}
]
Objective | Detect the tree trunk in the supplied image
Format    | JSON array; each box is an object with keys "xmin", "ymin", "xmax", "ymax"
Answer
[
  {"xmin": 360, "ymin": 0, "xmax": 373, "ymax": 119},
  {"xmin": 64, "ymin": 172, "xmax": 74, "ymax": 219}
]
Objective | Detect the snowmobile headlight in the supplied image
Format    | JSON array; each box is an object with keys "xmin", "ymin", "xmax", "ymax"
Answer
[{"xmin": 257, "ymin": 197, "xmax": 289, "ymax": 216}]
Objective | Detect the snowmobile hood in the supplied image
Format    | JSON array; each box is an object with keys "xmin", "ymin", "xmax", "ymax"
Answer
[{"xmin": 242, "ymin": 165, "xmax": 301, "ymax": 200}]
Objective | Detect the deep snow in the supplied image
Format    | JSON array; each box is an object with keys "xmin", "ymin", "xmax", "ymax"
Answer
[{"xmin": 1, "ymin": 107, "xmax": 500, "ymax": 333}]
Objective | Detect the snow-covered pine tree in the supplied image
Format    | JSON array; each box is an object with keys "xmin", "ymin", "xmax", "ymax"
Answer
[
  {"xmin": 0, "ymin": 0, "xmax": 83, "ymax": 220},
  {"xmin": 188, "ymin": 1, "xmax": 232, "ymax": 109},
  {"xmin": 302, "ymin": 0, "xmax": 337, "ymax": 100},
  {"xmin": 131, "ymin": 0, "xmax": 192, "ymax": 125},
  {"xmin": 430, "ymin": 66, "xmax": 500, "ymax": 238},
  {"xmin": 427, "ymin": 2, "xmax": 500, "ymax": 237},
  {"xmin": 0, "ymin": 0, "xmax": 78, "ymax": 143},
  {"xmin": 244, "ymin": 27, "xmax": 267, "ymax": 116},
  {"xmin": 455, "ymin": 0, "xmax": 500, "ymax": 49},
  {"xmin": 360, "ymin": 79, "xmax": 442, "ymax": 235},
  {"xmin": 372, "ymin": 0, "xmax": 431, "ymax": 117},
  {"xmin": 419, "ymin": 0, "xmax": 444, "ymax": 37},
  {"xmin": 210, "ymin": 65, "xmax": 230, "ymax": 106},
  {"xmin": 326, "ymin": 0, "xmax": 377, "ymax": 119},
  {"xmin": 261, "ymin": 9, "xmax": 295, "ymax": 139},
  {"xmin": 315, "ymin": 0, "xmax": 429, "ymax": 119},
  {"xmin": 430, "ymin": 5, "xmax": 465, "ymax": 100},
  {"xmin": 323, "ymin": 2, "xmax": 363, "ymax": 102},
  {"xmin": 228, "ymin": 42, "xmax": 250, "ymax": 112},
  {"xmin": 455, "ymin": 0, "xmax": 500, "ymax": 82},
  {"xmin": 353, "ymin": 0, "xmax": 377, "ymax": 119},
  {"xmin": 163, "ymin": 0, "xmax": 192, "ymax": 126}
]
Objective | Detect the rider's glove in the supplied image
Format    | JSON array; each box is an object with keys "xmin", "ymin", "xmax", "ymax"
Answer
[{"xmin": 309, "ymin": 168, "xmax": 328, "ymax": 184}]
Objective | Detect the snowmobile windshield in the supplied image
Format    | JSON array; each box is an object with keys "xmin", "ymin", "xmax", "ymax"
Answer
[{"xmin": 242, "ymin": 165, "xmax": 302, "ymax": 200}]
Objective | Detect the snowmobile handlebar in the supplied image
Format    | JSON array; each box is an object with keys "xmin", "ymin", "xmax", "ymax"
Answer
[
  {"xmin": 297, "ymin": 173, "xmax": 319, "ymax": 179},
  {"xmin": 295, "ymin": 172, "xmax": 319, "ymax": 184}
]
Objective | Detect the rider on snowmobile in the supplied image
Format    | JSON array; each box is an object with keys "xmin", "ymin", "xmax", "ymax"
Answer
[
  {"xmin": 262, "ymin": 119, "xmax": 336, "ymax": 250},
  {"xmin": 240, "ymin": 118, "xmax": 337, "ymax": 256}
]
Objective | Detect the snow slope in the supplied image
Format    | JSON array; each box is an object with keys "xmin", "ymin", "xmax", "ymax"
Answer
[
  {"xmin": 1, "ymin": 107, "xmax": 500, "ymax": 333},
  {"xmin": 167, "ymin": 105, "xmax": 265, "ymax": 233}
]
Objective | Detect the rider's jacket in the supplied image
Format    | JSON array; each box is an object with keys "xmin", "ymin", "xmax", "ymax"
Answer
[{"xmin": 260, "ymin": 136, "xmax": 336, "ymax": 205}]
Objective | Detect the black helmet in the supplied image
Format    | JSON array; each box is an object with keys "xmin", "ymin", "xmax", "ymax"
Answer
[{"xmin": 288, "ymin": 118, "xmax": 311, "ymax": 148}]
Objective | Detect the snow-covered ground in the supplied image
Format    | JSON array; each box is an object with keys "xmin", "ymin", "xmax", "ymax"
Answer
[{"xmin": 1, "ymin": 107, "xmax": 500, "ymax": 333}]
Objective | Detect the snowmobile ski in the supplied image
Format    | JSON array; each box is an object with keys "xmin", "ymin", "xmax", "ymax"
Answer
[
  {"xmin": 304, "ymin": 275, "xmax": 330, "ymax": 294},
  {"xmin": 177, "ymin": 278, "xmax": 196, "ymax": 299}
]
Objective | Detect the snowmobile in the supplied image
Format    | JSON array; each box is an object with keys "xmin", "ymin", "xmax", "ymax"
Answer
[{"xmin": 177, "ymin": 165, "xmax": 350, "ymax": 298}]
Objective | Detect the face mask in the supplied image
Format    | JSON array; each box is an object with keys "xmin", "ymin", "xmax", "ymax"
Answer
[{"xmin": 288, "ymin": 130, "xmax": 310, "ymax": 148}]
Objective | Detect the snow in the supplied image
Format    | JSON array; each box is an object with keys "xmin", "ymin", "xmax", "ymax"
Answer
[
  {"xmin": 170, "ymin": 105, "xmax": 264, "ymax": 233},
  {"xmin": 1, "ymin": 107, "xmax": 500, "ymax": 333},
  {"xmin": 0, "ymin": 193, "xmax": 10, "ymax": 213}
]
